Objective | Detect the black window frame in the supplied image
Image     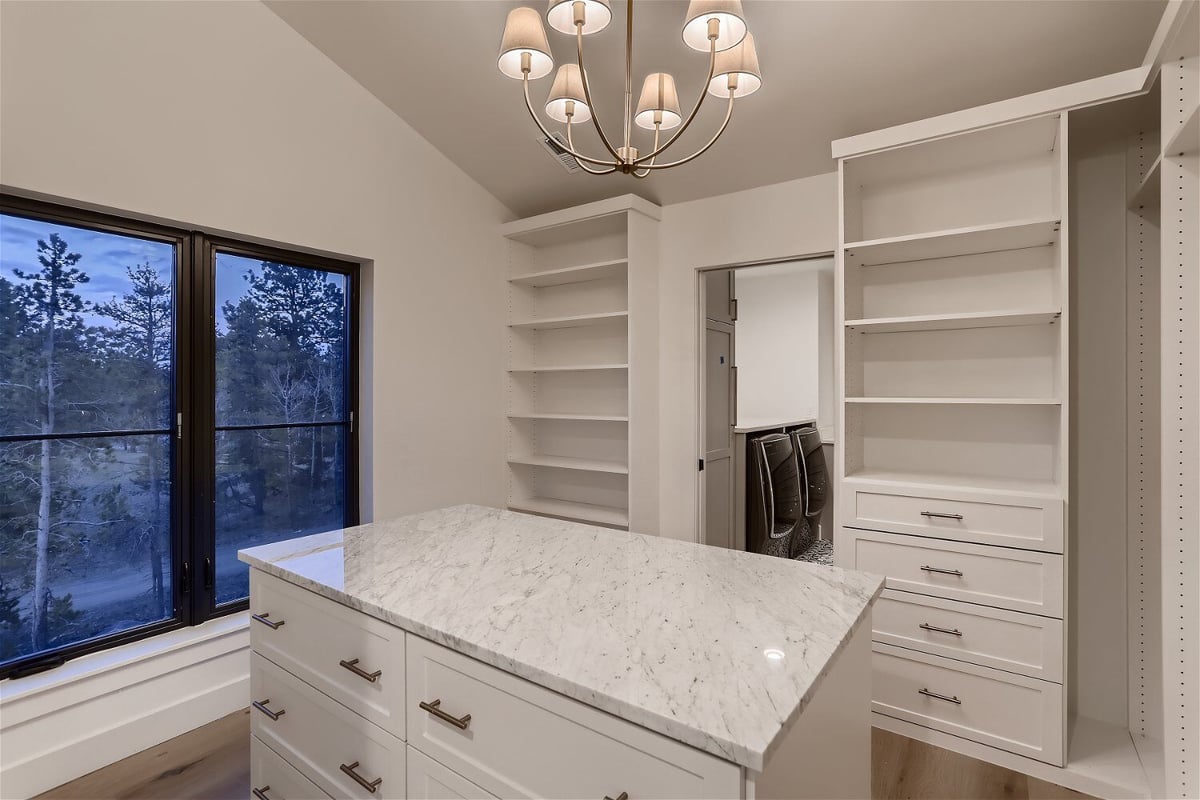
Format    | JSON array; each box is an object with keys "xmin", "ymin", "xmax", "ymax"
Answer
[{"xmin": 0, "ymin": 195, "xmax": 360, "ymax": 679}]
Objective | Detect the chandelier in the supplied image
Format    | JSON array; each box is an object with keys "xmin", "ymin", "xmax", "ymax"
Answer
[{"xmin": 497, "ymin": 0, "xmax": 762, "ymax": 177}]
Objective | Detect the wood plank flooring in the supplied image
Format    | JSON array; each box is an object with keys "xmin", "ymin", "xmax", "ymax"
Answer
[{"xmin": 38, "ymin": 710, "xmax": 1094, "ymax": 800}]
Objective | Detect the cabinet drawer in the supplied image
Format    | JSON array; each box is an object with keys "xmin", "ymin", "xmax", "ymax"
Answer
[
  {"xmin": 871, "ymin": 642, "xmax": 1064, "ymax": 766},
  {"xmin": 406, "ymin": 635, "xmax": 741, "ymax": 800},
  {"xmin": 251, "ymin": 653, "xmax": 405, "ymax": 800},
  {"xmin": 250, "ymin": 570, "xmax": 405, "ymax": 739},
  {"xmin": 408, "ymin": 746, "xmax": 498, "ymax": 800},
  {"xmin": 872, "ymin": 590, "xmax": 1063, "ymax": 681},
  {"xmin": 251, "ymin": 735, "xmax": 330, "ymax": 800},
  {"xmin": 843, "ymin": 483, "xmax": 1063, "ymax": 553},
  {"xmin": 846, "ymin": 528, "xmax": 1063, "ymax": 617}
]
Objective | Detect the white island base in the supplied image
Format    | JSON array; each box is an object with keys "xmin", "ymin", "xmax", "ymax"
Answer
[{"xmin": 240, "ymin": 506, "xmax": 880, "ymax": 800}]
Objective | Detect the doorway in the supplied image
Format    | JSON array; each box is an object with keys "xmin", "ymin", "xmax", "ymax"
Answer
[{"xmin": 698, "ymin": 257, "xmax": 835, "ymax": 556}]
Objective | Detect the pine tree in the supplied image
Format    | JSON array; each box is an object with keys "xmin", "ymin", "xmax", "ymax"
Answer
[
  {"xmin": 95, "ymin": 263, "xmax": 172, "ymax": 617},
  {"xmin": 12, "ymin": 233, "xmax": 88, "ymax": 650}
]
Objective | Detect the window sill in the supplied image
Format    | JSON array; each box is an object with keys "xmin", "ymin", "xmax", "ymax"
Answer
[{"xmin": 1, "ymin": 612, "xmax": 248, "ymax": 713}]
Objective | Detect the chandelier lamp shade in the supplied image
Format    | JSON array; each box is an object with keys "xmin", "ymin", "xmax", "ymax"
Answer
[{"xmin": 497, "ymin": 0, "xmax": 762, "ymax": 177}]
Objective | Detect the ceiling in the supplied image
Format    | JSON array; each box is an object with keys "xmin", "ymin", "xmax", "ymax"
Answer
[{"xmin": 266, "ymin": 0, "xmax": 1165, "ymax": 217}]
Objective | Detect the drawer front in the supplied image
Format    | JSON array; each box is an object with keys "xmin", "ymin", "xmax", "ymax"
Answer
[
  {"xmin": 251, "ymin": 653, "xmax": 405, "ymax": 800},
  {"xmin": 408, "ymin": 746, "xmax": 498, "ymax": 800},
  {"xmin": 844, "ymin": 484, "xmax": 1063, "ymax": 553},
  {"xmin": 846, "ymin": 528, "xmax": 1063, "ymax": 617},
  {"xmin": 872, "ymin": 590, "xmax": 1064, "ymax": 681},
  {"xmin": 871, "ymin": 643, "xmax": 1064, "ymax": 766},
  {"xmin": 406, "ymin": 635, "xmax": 741, "ymax": 800},
  {"xmin": 250, "ymin": 570, "xmax": 405, "ymax": 739},
  {"xmin": 251, "ymin": 735, "xmax": 331, "ymax": 800}
]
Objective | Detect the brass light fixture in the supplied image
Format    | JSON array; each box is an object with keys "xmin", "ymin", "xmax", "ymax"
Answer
[{"xmin": 497, "ymin": 0, "xmax": 762, "ymax": 177}]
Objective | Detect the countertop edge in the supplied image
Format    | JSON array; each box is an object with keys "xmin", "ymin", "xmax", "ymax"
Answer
[{"xmin": 238, "ymin": 549, "xmax": 883, "ymax": 772}]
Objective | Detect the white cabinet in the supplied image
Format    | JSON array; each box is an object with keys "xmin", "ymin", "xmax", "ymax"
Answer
[
  {"xmin": 872, "ymin": 643, "xmax": 1064, "ymax": 764},
  {"xmin": 405, "ymin": 635, "xmax": 741, "ymax": 800},
  {"xmin": 251, "ymin": 736, "xmax": 330, "ymax": 800},
  {"xmin": 251, "ymin": 653, "xmax": 405, "ymax": 800},
  {"xmin": 250, "ymin": 570, "xmax": 406, "ymax": 739},
  {"xmin": 407, "ymin": 747, "xmax": 497, "ymax": 800},
  {"xmin": 503, "ymin": 196, "xmax": 660, "ymax": 532},
  {"xmin": 836, "ymin": 114, "xmax": 1069, "ymax": 767}
]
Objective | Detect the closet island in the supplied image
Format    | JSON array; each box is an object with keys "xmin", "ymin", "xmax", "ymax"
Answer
[{"xmin": 238, "ymin": 504, "xmax": 882, "ymax": 800}]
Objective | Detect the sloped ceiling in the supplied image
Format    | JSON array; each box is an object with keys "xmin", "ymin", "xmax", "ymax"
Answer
[{"xmin": 267, "ymin": 0, "xmax": 1165, "ymax": 216}]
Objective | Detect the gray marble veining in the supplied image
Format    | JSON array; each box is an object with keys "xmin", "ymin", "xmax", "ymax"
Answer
[{"xmin": 238, "ymin": 505, "xmax": 883, "ymax": 771}]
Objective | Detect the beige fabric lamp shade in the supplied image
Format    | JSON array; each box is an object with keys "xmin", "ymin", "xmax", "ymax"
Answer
[
  {"xmin": 707, "ymin": 32, "xmax": 761, "ymax": 97},
  {"xmin": 547, "ymin": 0, "xmax": 612, "ymax": 35},
  {"xmin": 682, "ymin": 0, "xmax": 747, "ymax": 52},
  {"xmin": 545, "ymin": 64, "xmax": 592, "ymax": 123},
  {"xmin": 635, "ymin": 73, "xmax": 682, "ymax": 129},
  {"xmin": 498, "ymin": 7, "xmax": 554, "ymax": 80}
]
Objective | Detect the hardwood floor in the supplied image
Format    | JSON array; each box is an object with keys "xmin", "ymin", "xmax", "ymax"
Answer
[{"xmin": 38, "ymin": 711, "xmax": 1094, "ymax": 800}]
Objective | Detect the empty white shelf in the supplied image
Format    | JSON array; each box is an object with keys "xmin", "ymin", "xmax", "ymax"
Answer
[
  {"xmin": 844, "ymin": 468, "xmax": 1063, "ymax": 499},
  {"xmin": 844, "ymin": 217, "xmax": 1060, "ymax": 268},
  {"xmin": 509, "ymin": 311, "xmax": 628, "ymax": 330},
  {"xmin": 1164, "ymin": 104, "xmax": 1200, "ymax": 156},
  {"xmin": 507, "ymin": 412, "xmax": 629, "ymax": 422},
  {"xmin": 508, "ymin": 363, "xmax": 629, "ymax": 373},
  {"xmin": 845, "ymin": 309, "xmax": 1061, "ymax": 334},
  {"xmin": 508, "ymin": 497, "xmax": 629, "ymax": 527},
  {"xmin": 509, "ymin": 259, "xmax": 628, "ymax": 287},
  {"xmin": 845, "ymin": 396, "xmax": 1062, "ymax": 405},
  {"xmin": 507, "ymin": 454, "xmax": 629, "ymax": 474}
]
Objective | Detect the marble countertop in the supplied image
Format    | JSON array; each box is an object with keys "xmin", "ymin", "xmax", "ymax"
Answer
[{"xmin": 239, "ymin": 505, "xmax": 882, "ymax": 771}]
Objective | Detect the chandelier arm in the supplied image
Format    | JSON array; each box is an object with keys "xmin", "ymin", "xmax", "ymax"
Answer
[
  {"xmin": 576, "ymin": 25, "xmax": 625, "ymax": 162},
  {"xmin": 632, "ymin": 124, "xmax": 661, "ymax": 178},
  {"xmin": 641, "ymin": 91, "xmax": 735, "ymax": 170},
  {"xmin": 568, "ymin": 119, "xmax": 620, "ymax": 175},
  {"xmin": 522, "ymin": 75, "xmax": 620, "ymax": 168},
  {"xmin": 631, "ymin": 37, "xmax": 717, "ymax": 166}
]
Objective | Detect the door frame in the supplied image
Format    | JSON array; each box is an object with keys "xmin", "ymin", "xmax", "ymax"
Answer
[{"xmin": 695, "ymin": 252, "xmax": 834, "ymax": 547}]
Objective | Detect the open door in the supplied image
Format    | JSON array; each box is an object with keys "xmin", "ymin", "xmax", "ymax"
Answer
[{"xmin": 701, "ymin": 270, "xmax": 736, "ymax": 548}]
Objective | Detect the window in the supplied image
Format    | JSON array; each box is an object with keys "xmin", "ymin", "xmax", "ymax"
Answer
[{"xmin": 0, "ymin": 198, "xmax": 358, "ymax": 678}]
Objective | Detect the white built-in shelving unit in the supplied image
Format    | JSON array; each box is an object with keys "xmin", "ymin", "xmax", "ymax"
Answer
[
  {"xmin": 501, "ymin": 196, "xmax": 660, "ymax": 531},
  {"xmin": 836, "ymin": 112, "xmax": 1072, "ymax": 768},
  {"xmin": 833, "ymin": 7, "xmax": 1200, "ymax": 793}
]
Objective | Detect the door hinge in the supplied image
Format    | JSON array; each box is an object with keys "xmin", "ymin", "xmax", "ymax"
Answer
[
  {"xmin": 203, "ymin": 557, "xmax": 214, "ymax": 591},
  {"xmin": 730, "ymin": 298, "xmax": 738, "ymax": 322},
  {"xmin": 176, "ymin": 412, "xmax": 183, "ymax": 440},
  {"xmin": 698, "ymin": 458, "xmax": 705, "ymax": 472},
  {"xmin": 349, "ymin": 411, "xmax": 355, "ymax": 434},
  {"xmin": 181, "ymin": 561, "xmax": 190, "ymax": 593}
]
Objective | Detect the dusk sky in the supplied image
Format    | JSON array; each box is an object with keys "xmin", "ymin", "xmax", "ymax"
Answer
[{"xmin": 1, "ymin": 214, "xmax": 342, "ymax": 334}]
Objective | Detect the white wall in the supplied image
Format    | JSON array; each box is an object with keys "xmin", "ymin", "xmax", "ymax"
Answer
[
  {"xmin": 0, "ymin": 0, "xmax": 512, "ymax": 525},
  {"xmin": 658, "ymin": 173, "xmax": 838, "ymax": 541},
  {"xmin": 0, "ymin": 1, "xmax": 510, "ymax": 793},
  {"xmin": 733, "ymin": 260, "xmax": 833, "ymax": 430}
]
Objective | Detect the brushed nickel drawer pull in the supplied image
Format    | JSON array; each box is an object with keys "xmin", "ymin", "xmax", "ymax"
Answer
[
  {"xmin": 420, "ymin": 698, "xmax": 472, "ymax": 730},
  {"xmin": 605, "ymin": 794, "xmax": 630, "ymax": 800},
  {"xmin": 919, "ymin": 622, "xmax": 964, "ymax": 637},
  {"xmin": 918, "ymin": 688, "xmax": 962, "ymax": 705},
  {"xmin": 920, "ymin": 511, "xmax": 964, "ymax": 520},
  {"xmin": 252, "ymin": 699, "xmax": 286, "ymax": 721},
  {"xmin": 340, "ymin": 658, "xmax": 382, "ymax": 683},
  {"xmin": 252, "ymin": 787, "xmax": 271, "ymax": 800},
  {"xmin": 919, "ymin": 565, "xmax": 964, "ymax": 577},
  {"xmin": 340, "ymin": 761, "xmax": 382, "ymax": 794},
  {"xmin": 251, "ymin": 612, "xmax": 285, "ymax": 630}
]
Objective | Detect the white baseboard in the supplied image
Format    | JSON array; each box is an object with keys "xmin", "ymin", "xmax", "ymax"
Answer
[{"xmin": 0, "ymin": 615, "xmax": 250, "ymax": 799}]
